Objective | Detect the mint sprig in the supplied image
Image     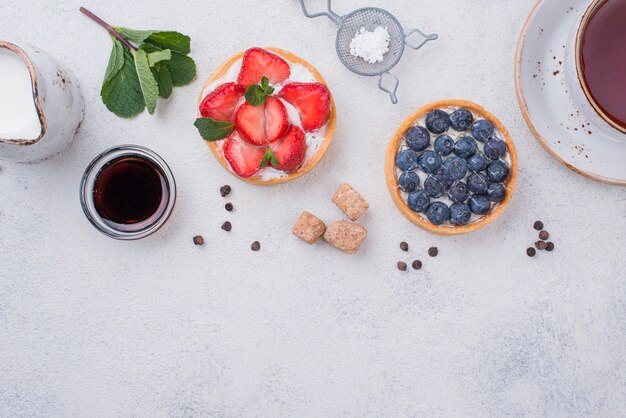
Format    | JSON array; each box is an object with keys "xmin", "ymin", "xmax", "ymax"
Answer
[
  {"xmin": 245, "ymin": 76, "xmax": 274, "ymax": 106},
  {"xmin": 260, "ymin": 148, "xmax": 279, "ymax": 168},
  {"xmin": 194, "ymin": 118, "xmax": 234, "ymax": 142},
  {"xmin": 80, "ymin": 7, "xmax": 196, "ymax": 118}
]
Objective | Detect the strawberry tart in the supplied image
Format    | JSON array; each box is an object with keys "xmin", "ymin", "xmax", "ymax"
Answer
[{"xmin": 195, "ymin": 47, "xmax": 336, "ymax": 185}]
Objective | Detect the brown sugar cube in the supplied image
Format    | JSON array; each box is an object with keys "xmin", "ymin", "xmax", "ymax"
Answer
[
  {"xmin": 323, "ymin": 221, "xmax": 367, "ymax": 254},
  {"xmin": 332, "ymin": 183, "xmax": 369, "ymax": 221},
  {"xmin": 292, "ymin": 212, "xmax": 326, "ymax": 244}
]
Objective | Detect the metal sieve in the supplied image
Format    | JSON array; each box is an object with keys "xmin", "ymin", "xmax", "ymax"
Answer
[{"xmin": 299, "ymin": 0, "xmax": 438, "ymax": 103}]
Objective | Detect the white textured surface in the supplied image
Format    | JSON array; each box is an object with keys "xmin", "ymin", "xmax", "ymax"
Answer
[{"xmin": 0, "ymin": 0, "xmax": 625, "ymax": 416}]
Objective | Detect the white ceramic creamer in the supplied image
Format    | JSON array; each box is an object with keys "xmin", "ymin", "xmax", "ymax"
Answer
[{"xmin": 0, "ymin": 41, "xmax": 84, "ymax": 162}]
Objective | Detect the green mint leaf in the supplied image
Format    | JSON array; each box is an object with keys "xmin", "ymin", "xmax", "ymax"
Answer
[
  {"xmin": 194, "ymin": 118, "xmax": 234, "ymax": 141},
  {"xmin": 101, "ymin": 47, "xmax": 144, "ymax": 118},
  {"xmin": 260, "ymin": 77, "xmax": 274, "ymax": 95},
  {"xmin": 133, "ymin": 49, "xmax": 160, "ymax": 114},
  {"xmin": 145, "ymin": 31, "xmax": 191, "ymax": 54},
  {"xmin": 138, "ymin": 43, "xmax": 161, "ymax": 53},
  {"xmin": 245, "ymin": 85, "xmax": 267, "ymax": 106},
  {"xmin": 245, "ymin": 78, "xmax": 275, "ymax": 106},
  {"xmin": 151, "ymin": 62, "xmax": 173, "ymax": 99},
  {"xmin": 270, "ymin": 152, "xmax": 279, "ymax": 166},
  {"xmin": 167, "ymin": 51, "xmax": 196, "ymax": 86},
  {"xmin": 147, "ymin": 49, "xmax": 172, "ymax": 67},
  {"xmin": 104, "ymin": 38, "xmax": 124, "ymax": 82},
  {"xmin": 260, "ymin": 148, "xmax": 278, "ymax": 168},
  {"xmin": 115, "ymin": 27, "xmax": 155, "ymax": 43}
]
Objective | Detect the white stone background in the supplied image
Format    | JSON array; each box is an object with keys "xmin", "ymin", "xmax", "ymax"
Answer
[{"xmin": 1, "ymin": 0, "xmax": 625, "ymax": 416}]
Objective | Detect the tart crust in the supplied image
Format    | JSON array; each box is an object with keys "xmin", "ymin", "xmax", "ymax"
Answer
[
  {"xmin": 198, "ymin": 48, "xmax": 337, "ymax": 186},
  {"xmin": 384, "ymin": 99, "xmax": 518, "ymax": 235}
]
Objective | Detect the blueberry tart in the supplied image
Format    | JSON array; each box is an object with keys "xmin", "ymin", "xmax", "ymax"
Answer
[{"xmin": 385, "ymin": 100, "xmax": 518, "ymax": 235}]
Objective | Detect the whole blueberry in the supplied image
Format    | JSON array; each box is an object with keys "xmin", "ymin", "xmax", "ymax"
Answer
[
  {"xmin": 423, "ymin": 174, "xmax": 447, "ymax": 198},
  {"xmin": 407, "ymin": 189, "xmax": 430, "ymax": 213},
  {"xmin": 442, "ymin": 156, "xmax": 468, "ymax": 181},
  {"xmin": 418, "ymin": 150, "xmax": 443, "ymax": 174},
  {"xmin": 467, "ymin": 152, "xmax": 489, "ymax": 172},
  {"xmin": 425, "ymin": 109, "xmax": 451, "ymax": 134},
  {"xmin": 487, "ymin": 160, "xmax": 510, "ymax": 182},
  {"xmin": 398, "ymin": 171, "xmax": 420, "ymax": 192},
  {"xmin": 486, "ymin": 182, "xmax": 506, "ymax": 202},
  {"xmin": 454, "ymin": 136, "xmax": 478, "ymax": 158},
  {"xmin": 449, "ymin": 108, "xmax": 474, "ymax": 131},
  {"xmin": 467, "ymin": 172, "xmax": 489, "ymax": 194},
  {"xmin": 447, "ymin": 181, "xmax": 470, "ymax": 203},
  {"xmin": 449, "ymin": 202, "xmax": 472, "ymax": 226},
  {"xmin": 434, "ymin": 134, "xmax": 454, "ymax": 156},
  {"xmin": 471, "ymin": 119, "xmax": 495, "ymax": 142},
  {"xmin": 396, "ymin": 149, "xmax": 419, "ymax": 171},
  {"xmin": 437, "ymin": 170, "xmax": 454, "ymax": 189},
  {"xmin": 405, "ymin": 126, "xmax": 431, "ymax": 152},
  {"xmin": 468, "ymin": 195, "xmax": 492, "ymax": 215},
  {"xmin": 426, "ymin": 202, "xmax": 451, "ymax": 225},
  {"xmin": 484, "ymin": 138, "xmax": 507, "ymax": 160}
]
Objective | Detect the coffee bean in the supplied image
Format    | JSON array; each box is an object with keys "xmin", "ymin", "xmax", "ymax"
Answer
[
  {"xmin": 221, "ymin": 221, "xmax": 232, "ymax": 231},
  {"xmin": 428, "ymin": 247, "xmax": 438, "ymax": 257},
  {"xmin": 225, "ymin": 202, "xmax": 233, "ymax": 211},
  {"xmin": 251, "ymin": 241, "xmax": 261, "ymax": 251},
  {"xmin": 546, "ymin": 242, "xmax": 555, "ymax": 251},
  {"xmin": 397, "ymin": 261, "xmax": 407, "ymax": 271},
  {"xmin": 193, "ymin": 235, "xmax": 204, "ymax": 246},
  {"xmin": 533, "ymin": 221, "xmax": 544, "ymax": 230},
  {"xmin": 400, "ymin": 242, "xmax": 409, "ymax": 252},
  {"xmin": 412, "ymin": 260, "xmax": 422, "ymax": 270},
  {"xmin": 535, "ymin": 240, "xmax": 548, "ymax": 250},
  {"xmin": 527, "ymin": 247, "xmax": 536, "ymax": 257},
  {"xmin": 539, "ymin": 230, "xmax": 549, "ymax": 240},
  {"xmin": 220, "ymin": 185, "xmax": 231, "ymax": 197}
]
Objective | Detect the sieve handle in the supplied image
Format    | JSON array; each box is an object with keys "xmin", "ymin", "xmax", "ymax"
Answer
[
  {"xmin": 404, "ymin": 29, "xmax": 439, "ymax": 50},
  {"xmin": 378, "ymin": 72, "xmax": 399, "ymax": 104},
  {"xmin": 298, "ymin": 0, "xmax": 342, "ymax": 25}
]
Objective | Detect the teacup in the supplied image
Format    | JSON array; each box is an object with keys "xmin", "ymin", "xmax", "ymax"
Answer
[{"xmin": 564, "ymin": 0, "xmax": 626, "ymax": 139}]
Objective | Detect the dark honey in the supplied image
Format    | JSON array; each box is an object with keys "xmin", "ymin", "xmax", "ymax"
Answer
[
  {"xmin": 93, "ymin": 156, "xmax": 168, "ymax": 226},
  {"xmin": 579, "ymin": 0, "xmax": 626, "ymax": 130}
]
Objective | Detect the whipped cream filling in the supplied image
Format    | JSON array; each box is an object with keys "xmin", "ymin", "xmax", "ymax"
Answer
[
  {"xmin": 201, "ymin": 55, "xmax": 328, "ymax": 181},
  {"xmin": 394, "ymin": 106, "xmax": 511, "ymax": 227}
]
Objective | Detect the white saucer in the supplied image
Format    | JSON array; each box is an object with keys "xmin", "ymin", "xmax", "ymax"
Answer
[{"xmin": 515, "ymin": 0, "xmax": 626, "ymax": 185}]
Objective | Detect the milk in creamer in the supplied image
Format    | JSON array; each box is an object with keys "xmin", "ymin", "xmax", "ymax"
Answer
[{"xmin": 0, "ymin": 48, "xmax": 42, "ymax": 140}]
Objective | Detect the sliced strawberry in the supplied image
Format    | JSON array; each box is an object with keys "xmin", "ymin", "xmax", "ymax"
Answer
[
  {"xmin": 223, "ymin": 133, "xmax": 266, "ymax": 178},
  {"xmin": 279, "ymin": 82, "xmax": 331, "ymax": 132},
  {"xmin": 237, "ymin": 48, "xmax": 291, "ymax": 88},
  {"xmin": 199, "ymin": 82, "xmax": 244, "ymax": 122},
  {"xmin": 235, "ymin": 96, "xmax": 288, "ymax": 145},
  {"xmin": 270, "ymin": 125, "xmax": 306, "ymax": 172}
]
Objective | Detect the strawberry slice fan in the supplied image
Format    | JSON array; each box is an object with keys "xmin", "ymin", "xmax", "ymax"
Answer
[
  {"xmin": 298, "ymin": 0, "xmax": 438, "ymax": 104},
  {"xmin": 198, "ymin": 47, "xmax": 333, "ymax": 181}
]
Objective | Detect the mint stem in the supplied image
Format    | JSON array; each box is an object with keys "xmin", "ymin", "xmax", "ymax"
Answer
[{"xmin": 79, "ymin": 7, "xmax": 137, "ymax": 52}]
